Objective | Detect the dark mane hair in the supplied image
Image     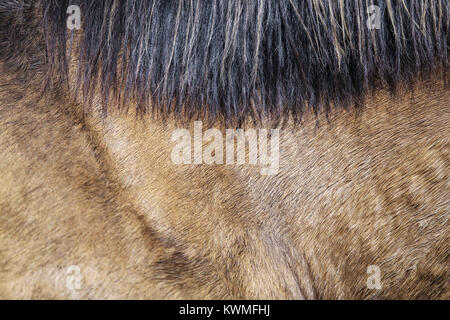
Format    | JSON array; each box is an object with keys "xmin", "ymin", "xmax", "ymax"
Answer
[{"xmin": 1, "ymin": 1, "xmax": 449, "ymax": 124}]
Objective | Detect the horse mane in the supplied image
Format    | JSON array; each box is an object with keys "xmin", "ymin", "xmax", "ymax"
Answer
[{"xmin": 1, "ymin": 1, "xmax": 449, "ymax": 124}]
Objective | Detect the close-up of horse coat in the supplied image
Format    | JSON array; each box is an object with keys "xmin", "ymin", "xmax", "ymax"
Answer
[{"xmin": 0, "ymin": 0, "xmax": 448, "ymax": 300}]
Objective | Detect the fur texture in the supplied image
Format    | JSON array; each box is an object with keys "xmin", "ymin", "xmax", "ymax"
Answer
[{"xmin": 0, "ymin": 1, "xmax": 448, "ymax": 299}]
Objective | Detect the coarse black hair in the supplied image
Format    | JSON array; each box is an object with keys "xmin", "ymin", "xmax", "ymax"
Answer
[{"xmin": 1, "ymin": 1, "xmax": 448, "ymax": 124}]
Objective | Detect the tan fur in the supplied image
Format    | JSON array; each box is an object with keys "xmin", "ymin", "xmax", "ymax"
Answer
[{"xmin": 0, "ymin": 59, "xmax": 448, "ymax": 299}]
